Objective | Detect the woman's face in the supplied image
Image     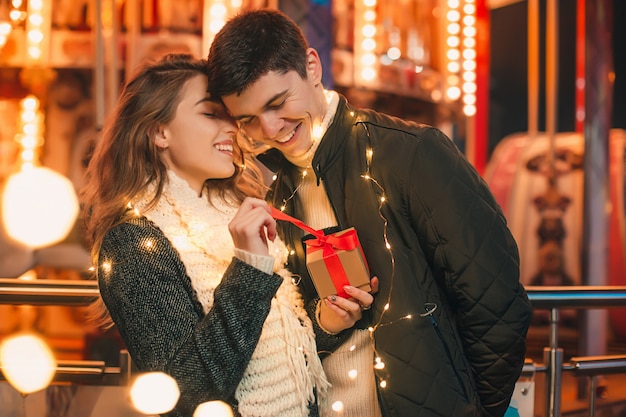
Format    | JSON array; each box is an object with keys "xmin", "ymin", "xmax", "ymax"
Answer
[{"xmin": 157, "ymin": 74, "xmax": 238, "ymax": 194}]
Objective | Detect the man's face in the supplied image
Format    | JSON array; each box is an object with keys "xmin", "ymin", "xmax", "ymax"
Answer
[{"xmin": 222, "ymin": 54, "xmax": 325, "ymax": 160}]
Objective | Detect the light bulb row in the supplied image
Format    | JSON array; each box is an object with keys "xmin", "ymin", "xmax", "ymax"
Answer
[
  {"xmin": 16, "ymin": 95, "xmax": 43, "ymax": 169},
  {"xmin": 445, "ymin": 0, "xmax": 478, "ymax": 116},
  {"xmin": 355, "ymin": 0, "xmax": 378, "ymax": 83}
]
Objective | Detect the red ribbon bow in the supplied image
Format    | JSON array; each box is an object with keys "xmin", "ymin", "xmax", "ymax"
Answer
[{"xmin": 271, "ymin": 207, "xmax": 361, "ymax": 298}]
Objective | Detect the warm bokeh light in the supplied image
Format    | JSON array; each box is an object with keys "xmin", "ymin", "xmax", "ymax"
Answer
[
  {"xmin": 355, "ymin": 0, "xmax": 378, "ymax": 84},
  {"xmin": 444, "ymin": 0, "xmax": 477, "ymax": 113},
  {"xmin": 331, "ymin": 401, "xmax": 344, "ymax": 412},
  {"xmin": 130, "ymin": 372, "xmax": 180, "ymax": 415},
  {"xmin": 0, "ymin": 21, "xmax": 11, "ymax": 48},
  {"xmin": 2, "ymin": 166, "xmax": 79, "ymax": 249},
  {"xmin": 0, "ymin": 333, "xmax": 56, "ymax": 395},
  {"xmin": 193, "ymin": 400, "xmax": 234, "ymax": 417}
]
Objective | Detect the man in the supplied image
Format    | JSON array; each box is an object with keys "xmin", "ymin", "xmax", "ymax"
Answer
[{"xmin": 207, "ymin": 9, "xmax": 531, "ymax": 417}]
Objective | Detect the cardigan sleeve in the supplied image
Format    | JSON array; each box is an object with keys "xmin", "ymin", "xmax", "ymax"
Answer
[{"xmin": 97, "ymin": 219, "xmax": 283, "ymax": 416}]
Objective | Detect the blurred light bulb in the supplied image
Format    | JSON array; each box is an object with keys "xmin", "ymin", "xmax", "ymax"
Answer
[
  {"xmin": 0, "ymin": 333, "xmax": 56, "ymax": 395},
  {"xmin": 2, "ymin": 167, "xmax": 79, "ymax": 248},
  {"xmin": 193, "ymin": 400, "xmax": 234, "ymax": 417},
  {"xmin": 130, "ymin": 372, "xmax": 180, "ymax": 415}
]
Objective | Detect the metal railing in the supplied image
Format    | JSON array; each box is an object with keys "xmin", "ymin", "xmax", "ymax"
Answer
[
  {"xmin": 0, "ymin": 349, "xmax": 132, "ymax": 386},
  {"xmin": 525, "ymin": 285, "xmax": 626, "ymax": 417},
  {"xmin": 2, "ymin": 279, "xmax": 626, "ymax": 417},
  {"xmin": 0, "ymin": 277, "xmax": 99, "ymax": 306},
  {"xmin": 0, "ymin": 278, "xmax": 127, "ymax": 386}
]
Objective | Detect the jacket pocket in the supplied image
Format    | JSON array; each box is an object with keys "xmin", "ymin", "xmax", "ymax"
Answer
[{"xmin": 423, "ymin": 302, "xmax": 470, "ymax": 402}]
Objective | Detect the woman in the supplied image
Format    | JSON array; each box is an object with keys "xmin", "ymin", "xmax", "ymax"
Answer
[{"xmin": 81, "ymin": 54, "xmax": 359, "ymax": 417}]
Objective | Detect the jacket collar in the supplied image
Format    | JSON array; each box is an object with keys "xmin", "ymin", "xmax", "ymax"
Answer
[{"xmin": 311, "ymin": 95, "xmax": 358, "ymax": 175}]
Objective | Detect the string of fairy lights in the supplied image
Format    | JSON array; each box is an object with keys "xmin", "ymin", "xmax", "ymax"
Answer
[
  {"xmin": 272, "ymin": 93, "xmax": 417, "ymax": 405},
  {"xmin": 1, "ymin": 1, "xmax": 479, "ymax": 415}
]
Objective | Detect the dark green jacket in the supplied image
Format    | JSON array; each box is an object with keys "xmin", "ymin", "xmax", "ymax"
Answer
[{"xmin": 259, "ymin": 95, "xmax": 531, "ymax": 417}]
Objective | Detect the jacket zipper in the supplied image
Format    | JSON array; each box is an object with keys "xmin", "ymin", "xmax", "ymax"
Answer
[
  {"xmin": 313, "ymin": 164, "xmax": 345, "ymax": 230},
  {"xmin": 427, "ymin": 306, "xmax": 470, "ymax": 401}
]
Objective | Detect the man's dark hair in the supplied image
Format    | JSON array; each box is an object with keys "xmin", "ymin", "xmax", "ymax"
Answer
[{"xmin": 206, "ymin": 8, "xmax": 309, "ymax": 98}]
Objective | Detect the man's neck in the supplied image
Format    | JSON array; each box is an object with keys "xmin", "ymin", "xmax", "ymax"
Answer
[{"xmin": 285, "ymin": 90, "xmax": 339, "ymax": 168}]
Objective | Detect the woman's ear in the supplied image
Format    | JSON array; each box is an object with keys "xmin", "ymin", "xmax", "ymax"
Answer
[{"xmin": 154, "ymin": 127, "xmax": 169, "ymax": 149}]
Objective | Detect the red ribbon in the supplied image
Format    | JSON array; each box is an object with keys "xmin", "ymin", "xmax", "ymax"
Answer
[{"xmin": 271, "ymin": 207, "xmax": 359, "ymax": 298}]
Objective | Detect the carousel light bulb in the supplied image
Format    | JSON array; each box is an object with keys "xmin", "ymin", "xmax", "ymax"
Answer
[
  {"xmin": 193, "ymin": 400, "xmax": 234, "ymax": 417},
  {"xmin": 130, "ymin": 372, "xmax": 180, "ymax": 415},
  {"xmin": 348, "ymin": 369, "xmax": 358, "ymax": 379},
  {"xmin": 380, "ymin": 380, "xmax": 387, "ymax": 388},
  {"xmin": 2, "ymin": 166, "xmax": 79, "ymax": 249},
  {"xmin": 0, "ymin": 333, "xmax": 56, "ymax": 395}
]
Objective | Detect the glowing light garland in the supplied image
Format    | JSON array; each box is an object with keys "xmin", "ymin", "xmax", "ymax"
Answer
[
  {"xmin": 105, "ymin": 101, "xmax": 421, "ymax": 403},
  {"xmin": 274, "ymin": 107, "xmax": 426, "ymax": 388}
]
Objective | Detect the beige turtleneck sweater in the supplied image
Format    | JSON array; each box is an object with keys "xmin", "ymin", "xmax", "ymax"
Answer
[{"xmin": 286, "ymin": 91, "xmax": 382, "ymax": 417}]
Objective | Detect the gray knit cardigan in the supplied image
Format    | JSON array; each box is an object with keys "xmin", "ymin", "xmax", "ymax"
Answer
[{"xmin": 97, "ymin": 217, "xmax": 321, "ymax": 417}]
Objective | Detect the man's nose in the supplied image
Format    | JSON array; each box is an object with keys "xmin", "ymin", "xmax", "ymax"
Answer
[{"xmin": 259, "ymin": 113, "xmax": 283, "ymax": 140}]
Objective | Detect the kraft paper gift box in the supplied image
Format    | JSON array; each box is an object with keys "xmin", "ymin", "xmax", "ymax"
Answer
[
  {"xmin": 304, "ymin": 227, "xmax": 371, "ymax": 299},
  {"xmin": 271, "ymin": 207, "xmax": 371, "ymax": 300}
]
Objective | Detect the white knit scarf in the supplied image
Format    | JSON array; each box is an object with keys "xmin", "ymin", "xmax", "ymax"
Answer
[{"xmin": 136, "ymin": 171, "xmax": 329, "ymax": 417}]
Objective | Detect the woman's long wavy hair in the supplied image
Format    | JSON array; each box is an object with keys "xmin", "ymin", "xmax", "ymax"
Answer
[{"xmin": 81, "ymin": 53, "xmax": 265, "ymax": 327}]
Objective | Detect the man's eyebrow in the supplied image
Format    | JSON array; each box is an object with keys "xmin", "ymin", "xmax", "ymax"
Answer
[{"xmin": 233, "ymin": 89, "xmax": 288, "ymax": 120}]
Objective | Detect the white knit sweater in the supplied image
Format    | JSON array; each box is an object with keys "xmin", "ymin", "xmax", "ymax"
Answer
[{"xmin": 136, "ymin": 171, "xmax": 328, "ymax": 417}]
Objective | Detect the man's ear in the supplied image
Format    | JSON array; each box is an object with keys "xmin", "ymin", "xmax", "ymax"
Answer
[
  {"xmin": 305, "ymin": 48, "xmax": 323, "ymax": 85},
  {"xmin": 154, "ymin": 127, "xmax": 169, "ymax": 149}
]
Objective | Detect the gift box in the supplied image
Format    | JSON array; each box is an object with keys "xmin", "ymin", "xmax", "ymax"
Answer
[
  {"xmin": 270, "ymin": 207, "xmax": 371, "ymax": 300},
  {"xmin": 304, "ymin": 227, "xmax": 371, "ymax": 299}
]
